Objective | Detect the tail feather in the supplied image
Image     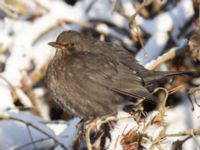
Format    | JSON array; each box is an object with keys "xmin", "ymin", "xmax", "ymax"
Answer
[{"xmin": 144, "ymin": 71, "xmax": 193, "ymax": 86}]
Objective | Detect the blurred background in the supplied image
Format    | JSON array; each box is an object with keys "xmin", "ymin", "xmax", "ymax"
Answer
[{"xmin": 0, "ymin": 0, "xmax": 200, "ymax": 150}]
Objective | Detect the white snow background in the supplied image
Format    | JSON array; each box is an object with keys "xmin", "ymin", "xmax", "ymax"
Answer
[{"xmin": 0, "ymin": 0, "xmax": 199, "ymax": 150}]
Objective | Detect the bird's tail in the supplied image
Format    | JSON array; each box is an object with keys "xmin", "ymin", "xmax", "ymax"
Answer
[{"xmin": 144, "ymin": 71, "xmax": 194, "ymax": 86}]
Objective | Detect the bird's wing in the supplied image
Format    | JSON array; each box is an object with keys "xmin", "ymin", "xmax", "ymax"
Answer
[
  {"xmin": 94, "ymin": 41, "xmax": 158, "ymax": 84},
  {"xmin": 71, "ymin": 52, "xmax": 157, "ymax": 102},
  {"xmin": 95, "ymin": 42, "xmax": 190, "ymax": 86}
]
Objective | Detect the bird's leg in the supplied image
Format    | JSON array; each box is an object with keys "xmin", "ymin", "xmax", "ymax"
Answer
[
  {"xmin": 85, "ymin": 117, "xmax": 100, "ymax": 150},
  {"xmin": 130, "ymin": 97, "xmax": 147, "ymax": 120},
  {"xmin": 73, "ymin": 118, "xmax": 98, "ymax": 150},
  {"xmin": 77, "ymin": 113, "xmax": 131, "ymax": 150},
  {"xmin": 84, "ymin": 114, "xmax": 134, "ymax": 149},
  {"xmin": 72, "ymin": 131, "xmax": 83, "ymax": 150},
  {"xmin": 73, "ymin": 118, "xmax": 87, "ymax": 150},
  {"xmin": 133, "ymin": 97, "xmax": 146, "ymax": 107},
  {"xmin": 84, "ymin": 115, "xmax": 116, "ymax": 150}
]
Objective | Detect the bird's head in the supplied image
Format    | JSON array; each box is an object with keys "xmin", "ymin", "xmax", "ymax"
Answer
[{"xmin": 48, "ymin": 31, "xmax": 87, "ymax": 54}]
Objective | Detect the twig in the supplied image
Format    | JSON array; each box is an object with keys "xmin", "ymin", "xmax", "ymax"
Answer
[
  {"xmin": 0, "ymin": 74, "xmax": 17, "ymax": 97},
  {"xmin": 148, "ymin": 88, "xmax": 169, "ymax": 150},
  {"xmin": 26, "ymin": 125, "xmax": 38, "ymax": 150},
  {"xmin": 15, "ymin": 135, "xmax": 68, "ymax": 150},
  {"xmin": 191, "ymin": 130, "xmax": 200, "ymax": 148},
  {"xmin": 164, "ymin": 129, "xmax": 200, "ymax": 138},
  {"xmin": 85, "ymin": 115, "xmax": 133, "ymax": 150},
  {"xmin": 0, "ymin": 74, "xmax": 33, "ymax": 107},
  {"xmin": 85, "ymin": 0, "xmax": 97, "ymax": 13},
  {"xmin": 143, "ymin": 88, "xmax": 169, "ymax": 133},
  {"xmin": 152, "ymin": 128, "xmax": 200, "ymax": 150},
  {"xmin": 146, "ymin": 44, "xmax": 189, "ymax": 70},
  {"xmin": 15, "ymin": 137, "xmax": 52, "ymax": 150},
  {"xmin": 0, "ymin": 114, "xmax": 68, "ymax": 150},
  {"xmin": 0, "ymin": 1, "xmax": 19, "ymax": 19},
  {"xmin": 111, "ymin": 0, "xmax": 120, "ymax": 14},
  {"xmin": 188, "ymin": 87, "xmax": 200, "ymax": 109},
  {"xmin": 129, "ymin": 0, "xmax": 153, "ymax": 47},
  {"xmin": 114, "ymin": 135, "xmax": 120, "ymax": 150}
]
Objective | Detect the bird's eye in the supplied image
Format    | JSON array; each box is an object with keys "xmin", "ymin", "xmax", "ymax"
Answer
[{"xmin": 71, "ymin": 43, "xmax": 74, "ymax": 47}]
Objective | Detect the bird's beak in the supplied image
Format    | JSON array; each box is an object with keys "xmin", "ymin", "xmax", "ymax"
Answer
[{"xmin": 48, "ymin": 42, "xmax": 64, "ymax": 49}]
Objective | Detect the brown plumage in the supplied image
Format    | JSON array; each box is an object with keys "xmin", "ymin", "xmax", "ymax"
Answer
[{"xmin": 45, "ymin": 31, "xmax": 191, "ymax": 118}]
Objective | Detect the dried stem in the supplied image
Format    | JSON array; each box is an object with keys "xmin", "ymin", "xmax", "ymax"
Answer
[
  {"xmin": 146, "ymin": 44, "xmax": 189, "ymax": 70},
  {"xmin": 85, "ymin": 115, "xmax": 134, "ymax": 150}
]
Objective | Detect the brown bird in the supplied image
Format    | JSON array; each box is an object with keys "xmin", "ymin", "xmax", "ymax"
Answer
[{"xmin": 45, "ymin": 30, "xmax": 191, "ymax": 118}]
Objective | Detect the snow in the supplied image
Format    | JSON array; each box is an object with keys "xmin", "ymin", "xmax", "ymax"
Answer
[{"xmin": 0, "ymin": 0, "xmax": 198, "ymax": 149}]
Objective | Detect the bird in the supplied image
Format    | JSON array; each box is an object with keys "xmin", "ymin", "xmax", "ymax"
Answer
[{"xmin": 45, "ymin": 30, "xmax": 191, "ymax": 118}]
